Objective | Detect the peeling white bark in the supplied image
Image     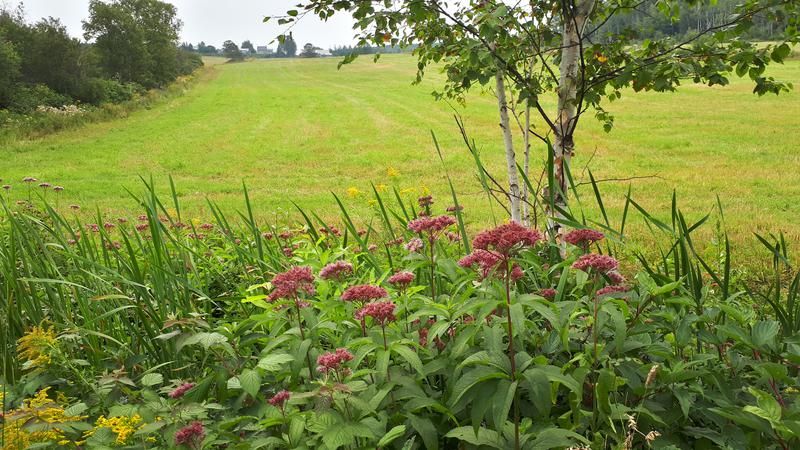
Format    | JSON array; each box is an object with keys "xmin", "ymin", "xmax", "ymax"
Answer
[
  {"xmin": 547, "ymin": 0, "xmax": 596, "ymax": 239},
  {"xmin": 495, "ymin": 70, "xmax": 522, "ymax": 223}
]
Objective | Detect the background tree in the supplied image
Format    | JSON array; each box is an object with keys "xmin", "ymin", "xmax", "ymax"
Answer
[
  {"xmin": 241, "ymin": 39, "xmax": 255, "ymax": 54},
  {"xmin": 276, "ymin": 31, "xmax": 297, "ymax": 57},
  {"xmin": 197, "ymin": 41, "xmax": 217, "ymax": 55},
  {"xmin": 83, "ymin": 0, "xmax": 183, "ymax": 88},
  {"xmin": 300, "ymin": 42, "xmax": 319, "ymax": 57},
  {"xmin": 222, "ymin": 40, "xmax": 244, "ymax": 60},
  {"xmin": 0, "ymin": 37, "xmax": 20, "ymax": 105},
  {"xmin": 278, "ymin": 0, "xmax": 798, "ymax": 235}
]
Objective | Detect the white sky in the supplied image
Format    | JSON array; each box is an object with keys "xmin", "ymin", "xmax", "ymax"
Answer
[{"xmin": 6, "ymin": 0, "xmax": 359, "ymax": 49}]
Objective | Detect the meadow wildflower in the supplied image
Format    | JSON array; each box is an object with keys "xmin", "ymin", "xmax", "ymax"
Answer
[
  {"xmin": 355, "ymin": 301, "xmax": 396, "ymax": 325},
  {"xmin": 596, "ymin": 285, "xmax": 629, "ymax": 297},
  {"xmin": 17, "ymin": 326, "xmax": 57, "ymax": 368},
  {"xmin": 316, "ymin": 348, "xmax": 353, "ymax": 374},
  {"xmin": 346, "ymin": 187, "xmax": 361, "ymax": 197},
  {"xmin": 174, "ymin": 421, "xmax": 205, "ymax": 447},
  {"xmin": 386, "ymin": 166, "xmax": 399, "ymax": 177},
  {"xmin": 388, "ymin": 271, "xmax": 414, "ymax": 289},
  {"xmin": 269, "ymin": 390, "xmax": 291, "ymax": 409},
  {"xmin": 564, "ymin": 228, "xmax": 604, "ymax": 247},
  {"xmin": 540, "ymin": 288, "xmax": 557, "ymax": 300},
  {"xmin": 572, "ymin": 254, "xmax": 619, "ymax": 274},
  {"xmin": 341, "ymin": 284, "xmax": 387, "ymax": 302},
  {"xmin": 268, "ymin": 266, "xmax": 316, "ymax": 303},
  {"xmin": 320, "ymin": 260, "xmax": 353, "ymax": 281},
  {"xmin": 169, "ymin": 382, "xmax": 196, "ymax": 399},
  {"xmin": 472, "ymin": 222, "xmax": 543, "ymax": 255}
]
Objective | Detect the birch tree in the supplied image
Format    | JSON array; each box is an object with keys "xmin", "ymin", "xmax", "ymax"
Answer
[{"xmin": 271, "ymin": 0, "xmax": 798, "ymax": 237}]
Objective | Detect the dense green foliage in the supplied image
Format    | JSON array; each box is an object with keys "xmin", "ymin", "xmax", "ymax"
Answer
[
  {"xmin": 600, "ymin": 0, "xmax": 793, "ymax": 40},
  {"xmin": 0, "ymin": 2, "xmax": 202, "ymax": 115},
  {"xmin": 1, "ymin": 181, "xmax": 799, "ymax": 449}
]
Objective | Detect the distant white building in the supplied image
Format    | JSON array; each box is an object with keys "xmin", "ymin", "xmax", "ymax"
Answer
[
  {"xmin": 318, "ymin": 49, "xmax": 332, "ymax": 57},
  {"xmin": 256, "ymin": 46, "xmax": 274, "ymax": 56}
]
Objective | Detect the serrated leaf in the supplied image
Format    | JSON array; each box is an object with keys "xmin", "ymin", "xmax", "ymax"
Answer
[
  {"xmin": 239, "ymin": 369, "xmax": 261, "ymax": 397},
  {"xmin": 258, "ymin": 353, "xmax": 294, "ymax": 371},
  {"xmin": 141, "ymin": 373, "xmax": 163, "ymax": 387}
]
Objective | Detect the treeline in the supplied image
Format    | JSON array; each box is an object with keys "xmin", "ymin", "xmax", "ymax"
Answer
[
  {"xmin": 329, "ymin": 44, "xmax": 410, "ymax": 56},
  {"xmin": 0, "ymin": 0, "xmax": 202, "ymax": 114},
  {"xmin": 599, "ymin": 0, "xmax": 788, "ymax": 41}
]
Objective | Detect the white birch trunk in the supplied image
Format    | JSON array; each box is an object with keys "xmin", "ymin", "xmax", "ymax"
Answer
[
  {"xmin": 547, "ymin": 0, "xmax": 596, "ymax": 239},
  {"xmin": 495, "ymin": 70, "xmax": 522, "ymax": 223},
  {"xmin": 522, "ymin": 100, "xmax": 531, "ymax": 226}
]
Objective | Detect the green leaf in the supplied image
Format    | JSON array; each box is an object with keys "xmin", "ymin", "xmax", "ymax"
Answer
[
  {"xmin": 444, "ymin": 426, "xmax": 504, "ymax": 448},
  {"xmin": 64, "ymin": 402, "xmax": 88, "ymax": 417},
  {"xmin": 140, "ymin": 373, "xmax": 163, "ymax": 387},
  {"xmin": 257, "ymin": 353, "xmax": 295, "ymax": 371},
  {"xmin": 408, "ymin": 414, "xmax": 438, "ymax": 450},
  {"xmin": 747, "ymin": 387, "xmax": 782, "ymax": 422},
  {"xmin": 752, "ymin": 320, "xmax": 779, "ymax": 347},
  {"xmin": 239, "ymin": 369, "xmax": 261, "ymax": 397},
  {"xmin": 378, "ymin": 425, "xmax": 407, "ymax": 447},
  {"xmin": 392, "ymin": 343, "xmax": 425, "ymax": 377},
  {"xmin": 529, "ymin": 427, "xmax": 590, "ymax": 449}
]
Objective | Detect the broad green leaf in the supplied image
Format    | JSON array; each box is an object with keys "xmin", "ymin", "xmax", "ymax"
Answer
[
  {"xmin": 444, "ymin": 426, "xmax": 504, "ymax": 448},
  {"xmin": 377, "ymin": 425, "xmax": 407, "ymax": 447},
  {"xmin": 258, "ymin": 353, "xmax": 295, "ymax": 371},
  {"xmin": 239, "ymin": 369, "xmax": 261, "ymax": 397},
  {"xmin": 140, "ymin": 373, "xmax": 163, "ymax": 387}
]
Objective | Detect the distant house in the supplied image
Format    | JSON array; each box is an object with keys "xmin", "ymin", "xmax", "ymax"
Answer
[
  {"xmin": 318, "ymin": 49, "xmax": 332, "ymax": 57},
  {"xmin": 256, "ymin": 46, "xmax": 274, "ymax": 56}
]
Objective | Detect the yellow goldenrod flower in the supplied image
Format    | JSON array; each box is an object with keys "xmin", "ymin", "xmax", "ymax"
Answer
[
  {"xmin": 420, "ymin": 185, "xmax": 431, "ymax": 196},
  {"xmin": 346, "ymin": 187, "xmax": 361, "ymax": 198},
  {"xmin": 17, "ymin": 326, "xmax": 57, "ymax": 368},
  {"xmin": 375, "ymin": 183, "xmax": 388, "ymax": 193},
  {"xmin": 84, "ymin": 414, "xmax": 144, "ymax": 446},
  {"xmin": 387, "ymin": 167, "xmax": 400, "ymax": 177},
  {"xmin": 1, "ymin": 387, "xmax": 87, "ymax": 450}
]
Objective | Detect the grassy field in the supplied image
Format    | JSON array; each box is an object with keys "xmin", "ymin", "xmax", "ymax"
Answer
[{"xmin": 3, "ymin": 54, "xmax": 799, "ymax": 258}]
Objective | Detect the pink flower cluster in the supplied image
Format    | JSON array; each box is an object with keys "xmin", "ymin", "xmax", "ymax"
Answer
[
  {"xmin": 320, "ymin": 261, "xmax": 353, "ymax": 281},
  {"xmin": 316, "ymin": 348, "xmax": 353, "ymax": 374},
  {"xmin": 268, "ymin": 390, "xmax": 291, "ymax": 408},
  {"xmin": 473, "ymin": 222, "xmax": 543, "ymax": 255},
  {"xmin": 174, "ymin": 421, "xmax": 205, "ymax": 447},
  {"xmin": 571, "ymin": 254, "xmax": 619, "ymax": 274},
  {"xmin": 341, "ymin": 284, "xmax": 387, "ymax": 303},
  {"xmin": 404, "ymin": 237, "xmax": 424, "ymax": 252},
  {"xmin": 169, "ymin": 382, "xmax": 195, "ymax": 399},
  {"xmin": 268, "ymin": 266, "xmax": 316, "ymax": 303},
  {"xmin": 596, "ymin": 285, "xmax": 629, "ymax": 297},
  {"xmin": 564, "ymin": 228, "xmax": 605, "ymax": 246},
  {"xmin": 540, "ymin": 288, "xmax": 557, "ymax": 300},
  {"xmin": 418, "ymin": 195, "xmax": 434, "ymax": 207},
  {"xmin": 388, "ymin": 271, "xmax": 415, "ymax": 289},
  {"xmin": 407, "ymin": 215, "xmax": 457, "ymax": 236},
  {"xmin": 459, "ymin": 250, "xmax": 501, "ymax": 279},
  {"xmin": 355, "ymin": 301, "xmax": 396, "ymax": 325}
]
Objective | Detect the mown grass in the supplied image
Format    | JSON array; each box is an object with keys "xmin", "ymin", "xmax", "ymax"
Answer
[{"xmin": 2, "ymin": 54, "xmax": 798, "ymax": 261}]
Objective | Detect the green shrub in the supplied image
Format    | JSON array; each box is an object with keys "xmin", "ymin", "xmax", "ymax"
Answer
[
  {"xmin": 73, "ymin": 77, "xmax": 143, "ymax": 105},
  {"xmin": 7, "ymin": 83, "xmax": 71, "ymax": 113}
]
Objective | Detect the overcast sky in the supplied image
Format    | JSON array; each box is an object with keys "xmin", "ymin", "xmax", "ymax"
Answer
[{"xmin": 7, "ymin": 0, "xmax": 359, "ymax": 49}]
